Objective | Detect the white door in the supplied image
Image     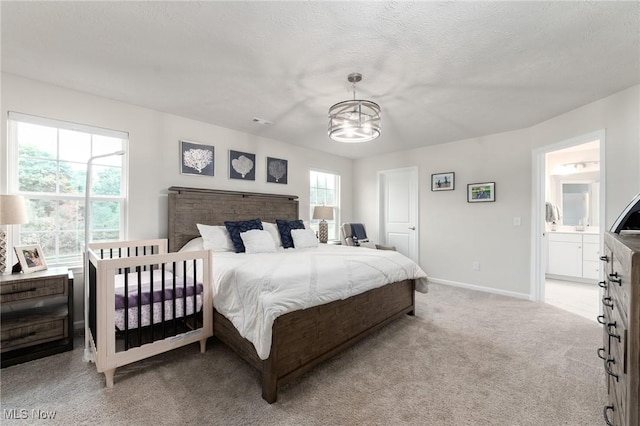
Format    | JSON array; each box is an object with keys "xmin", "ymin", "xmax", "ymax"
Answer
[{"xmin": 378, "ymin": 167, "xmax": 419, "ymax": 262}]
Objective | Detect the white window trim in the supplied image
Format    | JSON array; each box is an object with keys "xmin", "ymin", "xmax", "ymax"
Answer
[
  {"xmin": 309, "ymin": 168, "xmax": 341, "ymax": 241},
  {"xmin": 7, "ymin": 111, "xmax": 129, "ymax": 268}
]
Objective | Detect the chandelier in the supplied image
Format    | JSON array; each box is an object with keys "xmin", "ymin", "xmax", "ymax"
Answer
[{"xmin": 328, "ymin": 73, "xmax": 381, "ymax": 143}]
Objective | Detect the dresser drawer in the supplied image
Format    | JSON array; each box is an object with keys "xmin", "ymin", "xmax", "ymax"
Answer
[
  {"xmin": 0, "ymin": 277, "xmax": 66, "ymax": 303},
  {"xmin": 1, "ymin": 307, "xmax": 69, "ymax": 352}
]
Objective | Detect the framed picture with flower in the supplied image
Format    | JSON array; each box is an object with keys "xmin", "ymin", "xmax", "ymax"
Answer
[
  {"xmin": 266, "ymin": 157, "xmax": 288, "ymax": 184},
  {"xmin": 229, "ymin": 150, "xmax": 256, "ymax": 180},
  {"xmin": 180, "ymin": 140, "xmax": 214, "ymax": 176}
]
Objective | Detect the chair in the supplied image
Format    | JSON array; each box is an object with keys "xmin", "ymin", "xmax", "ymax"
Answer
[{"xmin": 340, "ymin": 223, "xmax": 395, "ymax": 251}]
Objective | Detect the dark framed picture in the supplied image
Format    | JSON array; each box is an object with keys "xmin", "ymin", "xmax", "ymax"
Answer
[
  {"xmin": 266, "ymin": 157, "xmax": 288, "ymax": 184},
  {"xmin": 15, "ymin": 244, "xmax": 48, "ymax": 273},
  {"xmin": 467, "ymin": 182, "xmax": 496, "ymax": 203},
  {"xmin": 229, "ymin": 150, "xmax": 256, "ymax": 180},
  {"xmin": 431, "ymin": 172, "xmax": 454, "ymax": 191},
  {"xmin": 180, "ymin": 140, "xmax": 214, "ymax": 176}
]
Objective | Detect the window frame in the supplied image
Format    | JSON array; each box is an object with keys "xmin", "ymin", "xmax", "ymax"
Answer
[
  {"xmin": 309, "ymin": 169, "xmax": 341, "ymax": 241},
  {"xmin": 7, "ymin": 112, "xmax": 128, "ymax": 268}
]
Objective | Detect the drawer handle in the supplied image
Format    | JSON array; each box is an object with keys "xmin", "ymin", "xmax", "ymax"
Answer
[
  {"xmin": 598, "ymin": 281, "xmax": 608, "ymax": 289},
  {"xmin": 602, "ymin": 297, "xmax": 614, "ymax": 309},
  {"xmin": 608, "ymin": 273, "xmax": 622, "ymax": 285},
  {"xmin": 607, "ymin": 323, "xmax": 621, "ymax": 342},
  {"xmin": 597, "ymin": 314, "xmax": 606, "ymax": 325},
  {"xmin": 603, "ymin": 405, "xmax": 615, "ymax": 426},
  {"xmin": 597, "ymin": 347, "xmax": 607, "ymax": 360},
  {"xmin": 599, "ymin": 255, "xmax": 609, "ymax": 262},
  {"xmin": 605, "ymin": 358, "xmax": 619, "ymax": 382},
  {"xmin": 2, "ymin": 287, "xmax": 37, "ymax": 296},
  {"xmin": 0, "ymin": 331, "xmax": 36, "ymax": 344}
]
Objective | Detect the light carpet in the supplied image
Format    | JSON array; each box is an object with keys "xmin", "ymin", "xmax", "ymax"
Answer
[{"xmin": 0, "ymin": 283, "xmax": 606, "ymax": 425}]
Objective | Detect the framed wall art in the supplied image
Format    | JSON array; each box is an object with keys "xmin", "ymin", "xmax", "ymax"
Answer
[
  {"xmin": 431, "ymin": 172, "xmax": 454, "ymax": 191},
  {"xmin": 266, "ymin": 157, "xmax": 288, "ymax": 184},
  {"xmin": 229, "ymin": 150, "xmax": 256, "ymax": 180},
  {"xmin": 180, "ymin": 140, "xmax": 214, "ymax": 176},
  {"xmin": 15, "ymin": 244, "xmax": 48, "ymax": 273},
  {"xmin": 467, "ymin": 182, "xmax": 495, "ymax": 203}
]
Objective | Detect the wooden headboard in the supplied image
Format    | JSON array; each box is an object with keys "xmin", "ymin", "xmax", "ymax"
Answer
[{"xmin": 167, "ymin": 187, "xmax": 299, "ymax": 252}]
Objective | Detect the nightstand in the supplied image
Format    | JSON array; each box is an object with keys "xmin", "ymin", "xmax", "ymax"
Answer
[{"xmin": 1, "ymin": 267, "xmax": 74, "ymax": 367}]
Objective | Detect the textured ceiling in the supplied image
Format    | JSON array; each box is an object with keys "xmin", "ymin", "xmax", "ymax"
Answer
[{"xmin": 2, "ymin": 1, "xmax": 639, "ymax": 159}]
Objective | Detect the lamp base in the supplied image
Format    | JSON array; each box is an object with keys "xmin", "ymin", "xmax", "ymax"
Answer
[
  {"xmin": 0, "ymin": 228, "xmax": 7, "ymax": 273},
  {"xmin": 318, "ymin": 220, "xmax": 328, "ymax": 244}
]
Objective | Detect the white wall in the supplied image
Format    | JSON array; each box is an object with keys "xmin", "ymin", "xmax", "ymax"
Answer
[
  {"xmin": 1, "ymin": 73, "xmax": 354, "ymax": 325},
  {"xmin": 353, "ymin": 85, "xmax": 639, "ymax": 298}
]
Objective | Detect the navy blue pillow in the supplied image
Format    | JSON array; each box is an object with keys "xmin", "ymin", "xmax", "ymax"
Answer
[
  {"xmin": 224, "ymin": 219, "xmax": 263, "ymax": 253},
  {"xmin": 276, "ymin": 219, "xmax": 305, "ymax": 249}
]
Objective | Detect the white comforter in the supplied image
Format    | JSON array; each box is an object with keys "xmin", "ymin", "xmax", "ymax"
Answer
[{"xmin": 211, "ymin": 244, "xmax": 428, "ymax": 359}]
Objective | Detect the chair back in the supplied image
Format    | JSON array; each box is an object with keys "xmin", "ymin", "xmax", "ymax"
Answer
[{"xmin": 341, "ymin": 223, "xmax": 369, "ymax": 246}]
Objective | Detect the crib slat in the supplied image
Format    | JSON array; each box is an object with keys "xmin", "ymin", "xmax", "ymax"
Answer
[
  {"xmin": 192, "ymin": 258, "xmax": 197, "ymax": 328},
  {"xmin": 161, "ymin": 264, "xmax": 166, "ymax": 339},
  {"xmin": 149, "ymin": 264, "xmax": 154, "ymax": 342},
  {"xmin": 137, "ymin": 266, "xmax": 142, "ymax": 348},
  {"xmin": 124, "ymin": 267, "xmax": 130, "ymax": 351}
]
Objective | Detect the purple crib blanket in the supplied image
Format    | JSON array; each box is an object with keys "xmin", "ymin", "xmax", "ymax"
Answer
[{"xmin": 113, "ymin": 270, "xmax": 203, "ymax": 310}]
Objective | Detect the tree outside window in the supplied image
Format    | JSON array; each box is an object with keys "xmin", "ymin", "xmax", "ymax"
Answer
[{"xmin": 9, "ymin": 113, "xmax": 127, "ymax": 267}]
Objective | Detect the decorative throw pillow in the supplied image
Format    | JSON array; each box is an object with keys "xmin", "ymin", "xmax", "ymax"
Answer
[
  {"xmin": 240, "ymin": 229, "xmax": 277, "ymax": 254},
  {"xmin": 262, "ymin": 222, "xmax": 283, "ymax": 248},
  {"xmin": 224, "ymin": 218, "xmax": 263, "ymax": 253},
  {"xmin": 291, "ymin": 228, "xmax": 318, "ymax": 248},
  {"xmin": 276, "ymin": 219, "xmax": 305, "ymax": 249},
  {"xmin": 196, "ymin": 223, "xmax": 235, "ymax": 252}
]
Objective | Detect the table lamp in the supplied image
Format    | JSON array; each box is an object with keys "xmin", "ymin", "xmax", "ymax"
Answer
[
  {"xmin": 0, "ymin": 195, "xmax": 28, "ymax": 273},
  {"xmin": 313, "ymin": 206, "xmax": 334, "ymax": 243}
]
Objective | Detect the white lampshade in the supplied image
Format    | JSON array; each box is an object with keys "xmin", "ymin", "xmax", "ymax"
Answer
[
  {"xmin": 0, "ymin": 195, "xmax": 28, "ymax": 225},
  {"xmin": 313, "ymin": 206, "xmax": 334, "ymax": 221}
]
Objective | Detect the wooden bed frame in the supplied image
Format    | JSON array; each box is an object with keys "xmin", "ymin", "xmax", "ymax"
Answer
[{"xmin": 168, "ymin": 186, "xmax": 416, "ymax": 403}]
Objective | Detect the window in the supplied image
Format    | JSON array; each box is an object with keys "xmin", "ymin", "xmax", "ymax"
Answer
[
  {"xmin": 309, "ymin": 170, "xmax": 340, "ymax": 240},
  {"xmin": 8, "ymin": 112, "xmax": 127, "ymax": 267}
]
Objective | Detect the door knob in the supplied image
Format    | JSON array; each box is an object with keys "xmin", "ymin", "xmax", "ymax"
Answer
[{"xmin": 408, "ymin": 226, "xmax": 416, "ymax": 230}]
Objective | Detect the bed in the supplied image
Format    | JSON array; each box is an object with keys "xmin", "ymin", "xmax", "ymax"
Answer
[
  {"xmin": 168, "ymin": 186, "xmax": 428, "ymax": 403},
  {"xmin": 86, "ymin": 238, "xmax": 213, "ymax": 387}
]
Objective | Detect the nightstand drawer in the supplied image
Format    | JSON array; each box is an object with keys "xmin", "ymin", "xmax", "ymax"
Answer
[
  {"xmin": 1, "ymin": 277, "xmax": 66, "ymax": 303},
  {"xmin": 1, "ymin": 307, "xmax": 69, "ymax": 352}
]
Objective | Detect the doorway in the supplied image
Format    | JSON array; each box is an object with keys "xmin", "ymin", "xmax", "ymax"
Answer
[
  {"xmin": 377, "ymin": 167, "xmax": 419, "ymax": 262},
  {"xmin": 531, "ymin": 130, "xmax": 605, "ymax": 321}
]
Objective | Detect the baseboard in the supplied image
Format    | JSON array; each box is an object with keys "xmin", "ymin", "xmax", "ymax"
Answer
[{"xmin": 428, "ymin": 277, "xmax": 533, "ymax": 301}]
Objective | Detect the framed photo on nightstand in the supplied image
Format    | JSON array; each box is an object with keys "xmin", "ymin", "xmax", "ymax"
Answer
[{"xmin": 15, "ymin": 244, "xmax": 48, "ymax": 273}]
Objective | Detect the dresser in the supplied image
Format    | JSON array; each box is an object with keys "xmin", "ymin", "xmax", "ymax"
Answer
[
  {"xmin": 1, "ymin": 267, "xmax": 74, "ymax": 367},
  {"xmin": 600, "ymin": 232, "xmax": 639, "ymax": 426}
]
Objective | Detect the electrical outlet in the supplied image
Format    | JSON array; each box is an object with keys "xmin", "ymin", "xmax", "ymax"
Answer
[{"xmin": 472, "ymin": 261, "xmax": 480, "ymax": 271}]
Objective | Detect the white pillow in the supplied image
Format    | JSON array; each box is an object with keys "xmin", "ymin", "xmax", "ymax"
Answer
[
  {"xmin": 169, "ymin": 237, "xmax": 205, "ymax": 282},
  {"xmin": 240, "ymin": 229, "xmax": 277, "ymax": 254},
  {"xmin": 180, "ymin": 236, "xmax": 204, "ymax": 251},
  {"xmin": 291, "ymin": 228, "xmax": 318, "ymax": 248},
  {"xmin": 262, "ymin": 222, "xmax": 283, "ymax": 248},
  {"xmin": 196, "ymin": 223, "xmax": 235, "ymax": 252}
]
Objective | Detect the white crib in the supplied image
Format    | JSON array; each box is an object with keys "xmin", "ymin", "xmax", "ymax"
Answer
[{"xmin": 86, "ymin": 239, "xmax": 212, "ymax": 387}]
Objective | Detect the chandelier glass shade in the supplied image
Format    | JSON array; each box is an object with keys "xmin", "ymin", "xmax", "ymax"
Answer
[{"xmin": 328, "ymin": 73, "xmax": 381, "ymax": 143}]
